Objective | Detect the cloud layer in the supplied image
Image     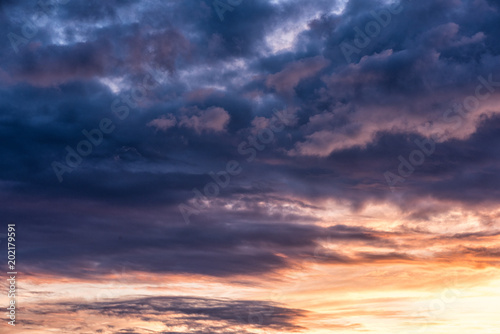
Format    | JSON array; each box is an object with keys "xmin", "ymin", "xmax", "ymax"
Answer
[{"xmin": 1, "ymin": 0, "xmax": 500, "ymax": 333}]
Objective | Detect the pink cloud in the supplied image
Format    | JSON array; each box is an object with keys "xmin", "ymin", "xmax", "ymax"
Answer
[
  {"xmin": 147, "ymin": 107, "xmax": 230, "ymax": 134},
  {"xmin": 179, "ymin": 107, "xmax": 230, "ymax": 134},
  {"xmin": 266, "ymin": 56, "xmax": 330, "ymax": 95},
  {"xmin": 185, "ymin": 88, "xmax": 219, "ymax": 102},
  {"xmin": 147, "ymin": 114, "xmax": 177, "ymax": 131}
]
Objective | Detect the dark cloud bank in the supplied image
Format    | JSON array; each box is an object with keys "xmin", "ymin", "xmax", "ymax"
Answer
[{"xmin": 1, "ymin": 0, "xmax": 500, "ymax": 281}]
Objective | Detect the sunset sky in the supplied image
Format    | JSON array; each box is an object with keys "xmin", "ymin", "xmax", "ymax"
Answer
[{"xmin": 1, "ymin": 0, "xmax": 500, "ymax": 333}]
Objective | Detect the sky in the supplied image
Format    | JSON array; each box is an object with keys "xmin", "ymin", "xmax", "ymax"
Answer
[{"xmin": 1, "ymin": 0, "xmax": 500, "ymax": 333}]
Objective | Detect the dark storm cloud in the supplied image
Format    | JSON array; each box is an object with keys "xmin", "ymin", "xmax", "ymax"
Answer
[
  {"xmin": 6, "ymin": 194, "xmax": 383, "ymax": 277},
  {"xmin": 9, "ymin": 39, "xmax": 115, "ymax": 85},
  {"xmin": 265, "ymin": 113, "xmax": 500, "ymax": 210},
  {"xmin": 58, "ymin": 0, "xmax": 137, "ymax": 22},
  {"xmin": 1, "ymin": 0, "xmax": 500, "ymax": 281},
  {"xmin": 2, "ymin": 25, "xmax": 191, "ymax": 86}
]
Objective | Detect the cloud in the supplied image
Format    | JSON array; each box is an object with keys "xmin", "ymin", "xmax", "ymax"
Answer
[
  {"xmin": 28, "ymin": 296, "xmax": 306, "ymax": 333},
  {"xmin": 146, "ymin": 106, "xmax": 231, "ymax": 134},
  {"xmin": 1, "ymin": 3, "xmax": 500, "ymax": 326},
  {"xmin": 147, "ymin": 114, "xmax": 177, "ymax": 131},
  {"xmin": 266, "ymin": 56, "xmax": 330, "ymax": 95},
  {"xmin": 179, "ymin": 106, "xmax": 230, "ymax": 133}
]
